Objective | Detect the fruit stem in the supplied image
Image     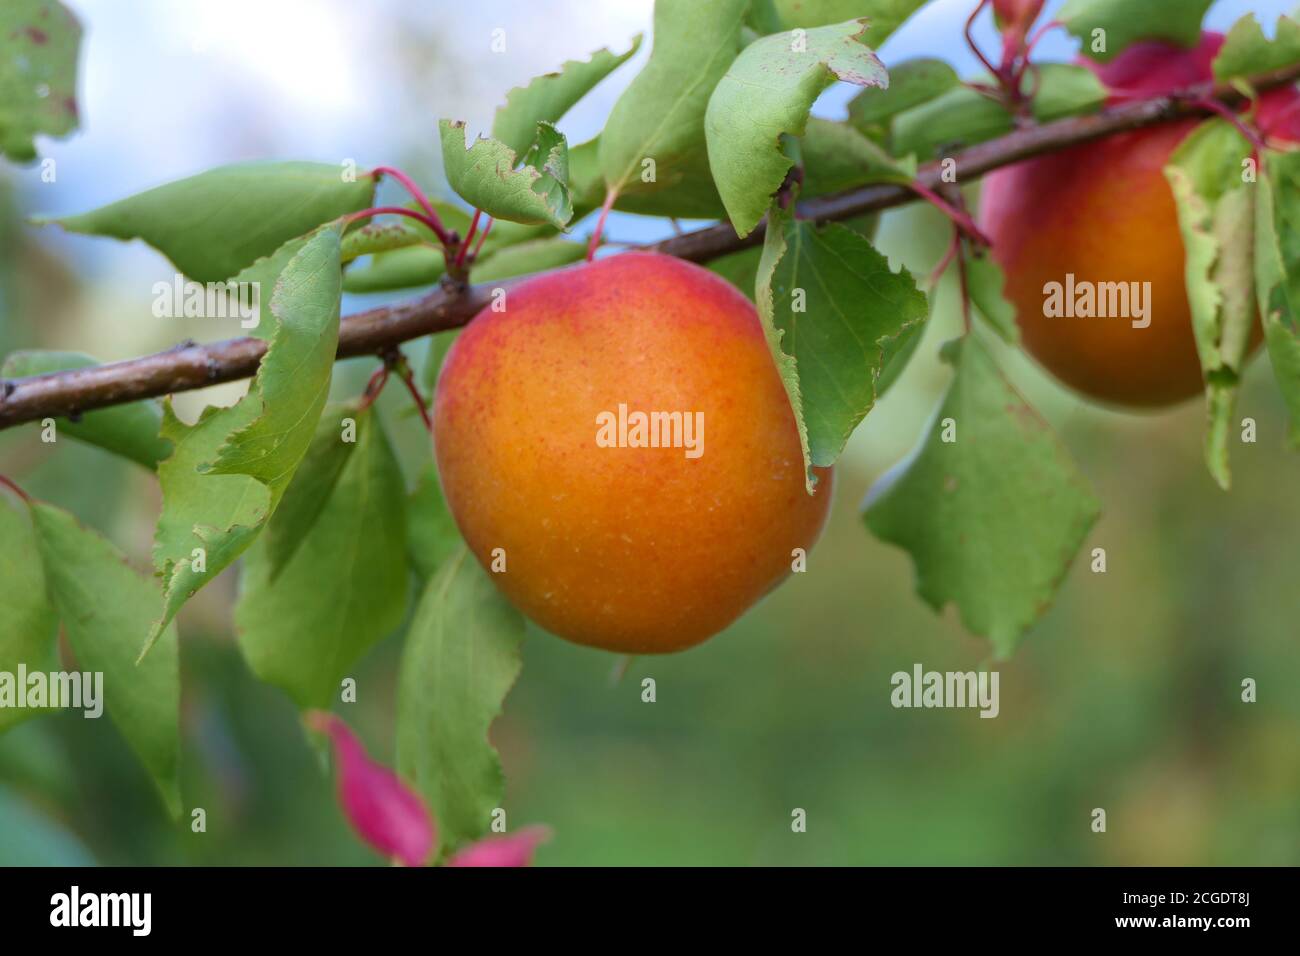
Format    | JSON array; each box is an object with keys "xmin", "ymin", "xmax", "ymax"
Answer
[
  {"xmin": 907, "ymin": 180, "xmax": 992, "ymax": 247},
  {"xmin": 368, "ymin": 166, "xmax": 451, "ymax": 245},
  {"xmin": 587, "ymin": 187, "xmax": 618, "ymax": 262},
  {"xmin": 0, "ymin": 473, "xmax": 31, "ymax": 503}
]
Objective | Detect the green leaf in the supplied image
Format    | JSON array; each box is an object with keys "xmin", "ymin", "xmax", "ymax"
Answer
[
  {"xmin": 965, "ymin": 250, "xmax": 1019, "ymax": 344},
  {"xmin": 407, "ymin": 462, "xmax": 461, "ymax": 581},
  {"xmin": 1059, "ymin": 0, "xmax": 1213, "ymax": 62},
  {"xmin": 343, "ymin": 245, "xmax": 445, "ymax": 294},
  {"xmin": 341, "ymin": 221, "xmax": 429, "ymax": 263},
  {"xmin": 148, "ymin": 223, "xmax": 345, "ymax": 655},
  {"xmin": 0, "ymin": 494, "xmax": 59, "ymax": 733},
  {"xmin": 801, "ymin": 118, "xmax": 915, "ymax": 197},
  {"xmin": 46, "ymin": 162, "xmax": 374, "ymax": 282},
  {"xmin": 30, "ymin": 502, "xmax": 181, "ymax": 816},
  {"xmin": 236, "ymin": 406, "xmax": 408, "ymax": 710},
  {"xmin": 1214, "ymin": 12, "xmax": 1300, "ymax": 82},
  {"xmin": 566, "ymin": 137, "xmax": 607, "ymax": 219},
  {"xmin": 757, "ymin": 203, "xmax": 929, "ymax": 489},
  {"xmin": 706, "ymin": 20, "xmax": 887, "ymax": 237},
  {"xmin": 471, "ymin": 237, "xmax": 586, "ymax": 282},
  {"xmin": 599, "ymin": 0, "xmax": 748, "ymax": 219},
  {"xmin": 1165, "ymin": 119, "xmax": 1256, "ymax": 489},
  {"xmin": 492, "ymin": 35, "xmax": 643, "ymax": 158},
  {"xmin": 748, "ymin": 0, "xmax": 928, "ymax": 48},
  {"xmin": 890, "ymin": 64, "xmax": 1104, "ymax": 159},
  {"xmin": 439, "ymin": 120, "xmax": 571, "ymax": 229},
  {"xmin": 1255, "ymin": 149, "xmax": 1300, "ymax": 445},
  {"xmin": 396, "ymin": 546, "xmax": 525, "ymax": 856},
  {"xmin": 847, "ymin": 57, "xmax": 960, "ymax": 141},
  {"xmin": 0, "ymin": 351, "xmax": 169, "ymax": 468},
  {"xmin": 0, "ymin": 0, "xmax": 80, "ymax": 162},
  {"xmin": 258, "ymin": 403, "xmax": 358, "ymax": 577},
  {"xmin": 862, "ymin": 336, "xmax": 1100, "ymax": 657}
]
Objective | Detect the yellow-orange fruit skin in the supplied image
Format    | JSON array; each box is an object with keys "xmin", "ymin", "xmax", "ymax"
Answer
[
  {"xmin": 980, "ymin": 33, "xmax": 1300, "ymax": 409},
  {"xmin": 433, "ymin": 252, "xmax": 832, "ymax": 654},
  {"xmin": 981, "ymin": 120, "xmax": 1212, "ymax": 408}
]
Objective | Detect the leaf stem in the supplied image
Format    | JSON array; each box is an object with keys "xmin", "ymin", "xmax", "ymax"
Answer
[
  {"xmin": 396, "ymin": 357, "xmax": 434, "ymax": 435},
  {"xmin": 587, "ymin": 188, "xmax": 618, "ymax": 262},
  {"xmin": 0, "ymin": 473, "xmax": 32, "ymax": 503},
  {"xmin": 368, "ymin": 166, "xmax": 451, "ymax": 245},
  {"xmin": 454, "ymin": 210, "xmax": 482, "ymax": 270},
  {"xmin": 907, "ymin": 180, "xmax": 991, "ymax": 247}
]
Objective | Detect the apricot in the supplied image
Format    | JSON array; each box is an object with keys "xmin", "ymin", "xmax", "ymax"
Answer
[
  {"xmin": 980, "ymin": 33, "xmax": 1300, "ymax": 408},
  {"xmin": 433, "ymin": 252, "xmax": 832, "ymax": 654}
]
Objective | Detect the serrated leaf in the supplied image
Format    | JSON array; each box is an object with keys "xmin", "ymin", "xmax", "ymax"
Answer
[
  {"xmin": 1165, "ymin": 119, "xmax": 1256, "ymax": 489},
  {"xmin": 236, "ymin": 406, "xmax": 408, "ymax": 710},
  {"xmin": 749, "ymin": 0, "xmax": 927, "ymax": 47},
  {"xmin": 439, "ymin": 120, "xmax": 571, "ymax": 229},
  {"xmin": 492, "ymin": 35, "xmax": 643, "ymax": 158},
  {"xmin": 471, "ymin": 237, "xmax": 586, "ymax": 282},
  {"xmin": 757, "ymin": 203, "xmax": 929, "ymax": 489},
  {"xmin": 599, "ymin": 0, "xmax": 748, "ymax": 219},
  {"xmin": 46, "ymin": 162, "xmax": 374, "ymax": 282},
  {"xmin": 863, "ymin": 336, "xmax": 1100, "ymax": 657},
  {"xmin": 407, "ymin": 462, "xmax": 461, "ymax": 581},
  {"xmin": 0, "ymin": 351, "xmax": 169, "ymax": 467},
  {"xmin": 706, "ymin": 20, "xmax": 887, "ymax": 237},
  {"xmin": 1059, "ymin": 0, "xmax": 1212, "ymax": 62},
  {"xmin": 29, "ymin": 502, "xmax": 180, "ymax": 816},
  {"xmin": 0, "ymin": 0, "xmax": 80, "ymax": 162},
  {"xmin": 0, "ymin": 494, "xmax": 59, "ymax": 733},
  {"xmin": 1214, "ymin": 12, "xmax": 1300, "ymax": 82},
  {"xmin": 396, "ymin": 546, "xmax": 525, "ymax": 857},
  {"xmin": 148, "ymin": 223, "xmax": 345, "ymax": 655},
  {"xmin": 847, "ymin": 58, "xmax": 960, "ymax": 141},
  {"xmin": 1255, "ymin": 149, "xmax": 1300, "ymax": 445}
]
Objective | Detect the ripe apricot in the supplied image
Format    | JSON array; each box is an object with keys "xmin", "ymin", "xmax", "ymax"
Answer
[
  {"xmin": 433, "ymin": 252, "xmax": 832, "ymax": 654},
  {"xmin": 980, "ymin": 33, "xmax": 1300, "ymax": 408}
]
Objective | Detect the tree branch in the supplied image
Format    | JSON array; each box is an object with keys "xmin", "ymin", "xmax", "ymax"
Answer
[{"xmin": 2, "ymin": 62, "xmax": 1297, "ymax": 430}]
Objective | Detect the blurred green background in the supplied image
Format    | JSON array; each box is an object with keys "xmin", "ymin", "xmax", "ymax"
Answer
[{"xmin": 1, "ymin": 0, "xmax": 1297, "ymax": 865}]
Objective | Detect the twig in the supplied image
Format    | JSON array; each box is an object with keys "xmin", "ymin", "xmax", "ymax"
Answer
[{"xmin": 2, "ymin": 61, "xmax": 1298, "ymax": 429}]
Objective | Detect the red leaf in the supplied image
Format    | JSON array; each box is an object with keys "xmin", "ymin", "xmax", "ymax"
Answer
[
  {"xmin": 308, "ymin": 711, "xmax": 435, "ymax": 867},
  {"xmin": 445, "ymin": 826, "xmax": 551, "ymax": 867}
]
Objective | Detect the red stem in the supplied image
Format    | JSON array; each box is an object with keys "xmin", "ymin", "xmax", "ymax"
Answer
[
  {"xmin": 368, "ymin": 166, "xmax": 450, "ymax": 244},
  {"xmin": 470, "ymin": 216, "xmax": 494, "ymax": 262},
  {"xmin": 357, "ymin": 364, "xmax": 390, "ymax": 413},
  {"xmin": 908, "ymin": 180, "xmax": 992, "ymax": 247},
  {"xmin": 955, "ymin": 237, "xmax": 973, "ymax": 333},
  {"xmin": 964, "ymin": 0, "xmax": 1000, "ymax": 85},
  {"xmin": 587, "ymin": 188, "xmax": 617, "ymax": 262},
  {"xmin": 347, "ymin": 206, "xmax": 451, "ymax": 244},
  {"xmin": 0, "ymin": 473, "xmax": 32, "ymax": 503},
  {"xmin": 1190, "ymin": 96, "xmax": 1271, "ymax": 152},
  {"xmin": 397, "ymin": 363, "xmax": 434, "ymax": 434},
  {"xmin": 455, "ymin": 210, "xmax": 482, "ymax": 270}
]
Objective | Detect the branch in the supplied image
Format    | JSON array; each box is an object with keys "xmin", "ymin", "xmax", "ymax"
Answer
[{"xmin": 2, "ymin": 62, "xmax": 1298, "ymax": 430}]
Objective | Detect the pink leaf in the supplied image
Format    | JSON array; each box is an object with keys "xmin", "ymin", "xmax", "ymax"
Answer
[
  {"xmin": 446, "ymin": 826, "xmax": 551, "ymax": 867},
  {"xmin": 307, "ymin": 711, "xmax": 435, "ymax": 867}
]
